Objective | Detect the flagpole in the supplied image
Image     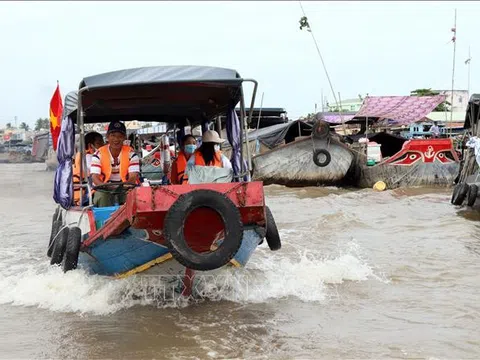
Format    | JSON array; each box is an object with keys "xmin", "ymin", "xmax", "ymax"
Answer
[
  {"xmin": 449, "ymin": 9, "xmax": 457, "ymax": 137},
  {"xmin": 467, "ymin": 46, "xmax": 471, "ymax": 97}
]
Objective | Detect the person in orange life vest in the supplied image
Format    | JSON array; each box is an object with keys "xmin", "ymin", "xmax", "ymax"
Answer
[
  {"xmin": 73, "ymin": 132, "xmax": 104, "ymax": 205},
  {"xmin": 90, "ymin": 121, "xmax": 140, "ymax": 207},
  {"xmin": 171, "ymin": 134, "xmax": 197, "ymax": 184},
  {"xmin": 187, "ymin": 130, "xmax": 232, "ymax": 168}
]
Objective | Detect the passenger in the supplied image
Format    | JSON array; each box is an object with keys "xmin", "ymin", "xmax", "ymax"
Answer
[
  {"xmin": 430, "ymin": 122, "xmax": 440, "ymax": 138},
  {"xmin": 90, "ymin": 121, "xmax": 140, "ymax": 207},
  {"xmin": 188, "ymin": 130, "xmax": 232, "ymax": 169},
  {"xmin": 171, "ymin": 134, "xmax": 197, "ymax": 184},
  {"xmin": 72, "ymin": 132, "xmax": 105, "ymax": 205}
]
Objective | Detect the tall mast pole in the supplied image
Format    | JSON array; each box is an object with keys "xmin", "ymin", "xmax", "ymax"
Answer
[{"xmin": 449, "ymin": 9, "xmax": 457, "ymax": 137}]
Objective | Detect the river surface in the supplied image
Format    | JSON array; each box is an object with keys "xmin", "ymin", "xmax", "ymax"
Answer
[{"xmin": 0, "ymin": 163, "xmax": 479, "ymax": 359}]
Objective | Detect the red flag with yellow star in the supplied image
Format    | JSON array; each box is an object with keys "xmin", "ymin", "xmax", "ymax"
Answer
[{"xmin": 49, "ymin": 82, "xmax": 63, "ymax": 151}]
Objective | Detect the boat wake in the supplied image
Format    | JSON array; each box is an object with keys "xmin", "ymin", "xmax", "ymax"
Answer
[{"xmin": 0, "ymin": 238, "xmax": 383, "ymax": 315}]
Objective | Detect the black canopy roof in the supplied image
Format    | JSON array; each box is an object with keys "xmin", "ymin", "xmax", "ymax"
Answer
[
  {"xmin": 463, "ymin": 93, "xmax": 480, "ymax": 129},
  {"xmin": 74, "ymin": 65, "xmax": 245, "ymax": 126}
]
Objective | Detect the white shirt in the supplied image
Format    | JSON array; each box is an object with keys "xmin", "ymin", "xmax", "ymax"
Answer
[{"xmin": 90, "ymin": 146, "xmax": 140, "ymax": 181}]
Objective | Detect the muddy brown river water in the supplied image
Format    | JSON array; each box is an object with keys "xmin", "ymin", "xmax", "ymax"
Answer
[{"xmin": 0, "ymin": 163, "xmax": 479, "ymax": 359}]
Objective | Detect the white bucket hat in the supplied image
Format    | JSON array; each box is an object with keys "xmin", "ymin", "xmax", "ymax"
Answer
[{"xmin": 202, "ymin": 130, "xmax": 225, "ymax": 144}]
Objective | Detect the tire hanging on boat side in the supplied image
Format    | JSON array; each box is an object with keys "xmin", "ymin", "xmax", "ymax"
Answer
[
  {"xmin": 50, "ymin": 226, "xmax": 69, "ymax": 266},
  {"xmin": 313, "ymin": 149, "xmax": 331, "ymax": 167},
  {"xmin": 63, "ymin": 227, "xmax": 82, "ymax": 272},
  {"xmin": 452, "ymin": 183, "xmax": 469, "ymax": 206},
  {"xmin": 467, "ymin": 184, "xmax": 478, "ymax": 207},
  {"xmin": 163, "ymin": 189, "xmax": 244, "ymax": 271},
  {"xmin": 265, "ymin": 206, "xmax": 281, "ymax": 251},
  {"xmin": 450, "ymin": 184, "xmax": 460, "ymax": 204},
  {"xmin": 48, "ymin": 209, "xmax": 62, "ymax": 258}
]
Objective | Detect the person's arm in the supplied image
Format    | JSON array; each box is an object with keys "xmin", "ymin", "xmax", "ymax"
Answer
[
  {"xmin": 221, "ymin": 154, "xmax": 232, "ymax": 169},
  {"xmin": 127, "ymin": 152, "xmax": 140, "ymax": 184},
  {"xmin": 90, "ymin": 153, "xmax": 104, "ymax": 186}
]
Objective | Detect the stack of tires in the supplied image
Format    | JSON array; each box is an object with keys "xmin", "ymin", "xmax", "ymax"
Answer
[
  {"xmin": 451, "ymin": 182, "xmax": 478, "ymax": 207},
  {"xmin": 47, "ymin": 207, "xmax": 82, "ymax": 272}
]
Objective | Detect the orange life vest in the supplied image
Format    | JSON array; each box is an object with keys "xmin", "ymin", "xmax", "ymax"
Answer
[
  {"xmin": 194, "ymin": 150, "xmax": 223, "ymax": 167},
  {"xmin": 175, "ymin": 151, "xmax": 189, "ymax": 184},
  {"xmin": 72, "ymin": 149, "xmax": 93, "ymax": 205},
  {"xmin": 97, "ymin": 144, "xmax": 131, "ymax": 183}
]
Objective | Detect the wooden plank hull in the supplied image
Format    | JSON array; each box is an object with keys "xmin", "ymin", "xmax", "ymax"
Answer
[{"xmin": 252, "ymin": 137, "xmax": 354, "ymax": 186}]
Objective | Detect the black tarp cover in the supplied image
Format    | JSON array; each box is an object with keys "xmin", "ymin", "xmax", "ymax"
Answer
[{"xmin": 463, "ymin": 94, "xmax": 480, "ymax": 129}]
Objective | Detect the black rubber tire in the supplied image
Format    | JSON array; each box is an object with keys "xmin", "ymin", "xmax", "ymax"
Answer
[
  {"xmin": 452, "ymin": 183, "xmax": 469, "ymax": 206},
  {"xmin": 63, "ymin": 227, "xmax": 82, "ymax": 272},
  {"xmin": 312, "ymin": 120, "xmax": 330, "ymax": 139},
  {"xmin": 265, "ymin": 206, "xmax": 281, "ymax": 251},
  {"xmin": 467, "ymin": 184, "xmax": 478, "ymax": 207},
  {"xmin": 163, "ymin": 189, "xmax": 244, "ymax": 271},
  {"xmin": 50, "ymin": 226, "xmax": 69, "ymax": 266},
  {"xmin": 451, "ymin": 184, "xmax": 460, "ymax": 204},
  {"xmin": 47, "ymin": 209, "xmax": 61, "ymax": 257},
  {"xmin": 313, "ymin": 149, "xmax": 331, "ymax": 167}
]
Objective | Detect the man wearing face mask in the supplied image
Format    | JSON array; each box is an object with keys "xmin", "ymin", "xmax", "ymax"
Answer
[
  {"xmin": 188, "ymin": 130, "xmax": 232, "ymax": 169},
  {"xmin": 171, "ymin": 134, "xmax": 197, "ymax": 184}
]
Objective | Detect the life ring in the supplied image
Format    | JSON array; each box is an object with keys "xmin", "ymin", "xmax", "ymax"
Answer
[
  {"xmin": 50, "ymin": 226, "xmax": 69, "ymax": 266},
  {"xmin": 467, "ymin": 184, "xmax": 478, "ymax": 207},
  {"xmin": 163, "ymin": 189, "xmax": 244, "ymax": 271},
  {"xmin": 47, "ymin": 208, "xmax": 61, "ymax": 258},
  {"xmin": 313, "ymin": 149, "xmax": 331, "ymax": 167},
  {"xmin": 63, "ymin": 227, "xmax": 82, "ymax": 272},
  {"xmin": 452, "ymin": 183, "xmax": 469, "ymax": 206},
  {"xmin": 311, "ymin": 120, "xmax": 330, "ymax": 139},
  {"xmin": 265, "ymin": 206, "xmax": 281, "ymax": 251}
]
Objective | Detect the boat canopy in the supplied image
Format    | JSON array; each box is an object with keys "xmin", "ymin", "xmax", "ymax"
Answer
[
  {"xmin": 73, "ymin": 65, "xmax": 243, "ymax": 126},
  {"xmin": 463, "ymin": 93, "xmax": 480, "ymax": 129},
  {"xmin": 352, "ymin": 95, "xmax": 447, "ymax": 125}
]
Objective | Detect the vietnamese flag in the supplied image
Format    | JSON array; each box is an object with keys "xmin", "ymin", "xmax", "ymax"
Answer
[{"xmin": 49, "ymin": 82, "xmax": 63, "ymax": 151}]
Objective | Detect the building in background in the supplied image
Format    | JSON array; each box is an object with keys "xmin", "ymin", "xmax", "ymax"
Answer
[{"xmin": 433, "ymin": 89, "xmax": 469, "ymax": 113}]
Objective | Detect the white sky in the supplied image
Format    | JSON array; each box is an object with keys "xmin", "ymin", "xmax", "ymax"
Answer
[{"xmin": 0, "ymin": 1, "xmax": 478, "ymax": 127}]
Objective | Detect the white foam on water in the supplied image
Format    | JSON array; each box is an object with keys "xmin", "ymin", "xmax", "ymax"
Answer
[{"xmin": 0, "ymin": 236, "xmax": 381, "ymax": 315}]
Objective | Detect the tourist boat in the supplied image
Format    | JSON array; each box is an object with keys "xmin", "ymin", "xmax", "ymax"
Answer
[
  {"xmin": 451, "ymin": 93, "xmax": 480, "ymax": 206},
  {"xmin": 47, "ymin": 65, "xmax": 281, "ymax": 296}
]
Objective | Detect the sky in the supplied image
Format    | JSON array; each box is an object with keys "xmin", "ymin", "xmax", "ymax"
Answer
[{"xmin": 0, "ymin": 1, "xmax": 478, "ymax": 128}]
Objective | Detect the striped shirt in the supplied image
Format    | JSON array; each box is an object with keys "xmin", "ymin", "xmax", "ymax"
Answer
[{"xmin": 90, "ymin": 147, "xmax": 140, "ymax": 182}]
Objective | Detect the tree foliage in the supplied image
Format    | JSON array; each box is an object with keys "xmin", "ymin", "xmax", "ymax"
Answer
[
  {"xmin": 34, "ymin": 118, "xmax": 50, "ymax": 131},
  {"xmin": 19, "ymin": 122, "xmax": 30, "ymax": 131},
  {"xmin": 410, "ymin": 88, "xmax": 451, "ymax": 112}
]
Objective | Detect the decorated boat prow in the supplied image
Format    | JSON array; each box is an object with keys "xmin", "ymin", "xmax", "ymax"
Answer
[{"xmin": 47, "ymin": 65, "xmax": 282, "ymax": 297}]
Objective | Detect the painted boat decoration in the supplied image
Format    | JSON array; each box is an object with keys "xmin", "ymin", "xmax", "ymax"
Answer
[
  {"xmin": 351, "ymin": 135, "xmax": 460, "ymax": 188},
  {"xmin": 324, "ymin": 95, "xmax": 461, "ymax": 189},
  {"xmin": 47, "ymin": 65, "xmax": 281, "ymax": 296}
]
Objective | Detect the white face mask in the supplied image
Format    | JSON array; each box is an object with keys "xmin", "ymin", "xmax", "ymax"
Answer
[{"xmin": 214, "ymin": 144, "xmax": 220, "ymax": 152}]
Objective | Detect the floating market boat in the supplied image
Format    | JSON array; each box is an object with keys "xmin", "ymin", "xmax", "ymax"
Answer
[{"xmin": 47, "ymin": 65, "xmax": 281, "ymax": 296}]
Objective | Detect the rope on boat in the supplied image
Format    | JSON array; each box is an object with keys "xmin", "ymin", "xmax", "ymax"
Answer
[{"xmin": 298, "ymin": 1, "xmax": 347, "ymax": 136}]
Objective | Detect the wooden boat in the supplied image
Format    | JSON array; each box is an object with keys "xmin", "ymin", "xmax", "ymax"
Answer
[
  {"xmin": 251, "ymin": 120, "xmax": 355, "ymax": 186},
  {"xmin": 450, "ymin": 94, "xmax": 480, "ymax": 206},
  {"xmin": 325, "ymin": 95, "xmax": 461, "ymax": 189},
  {"xmin": 47, "ymin": 66, "xmax": 282, "ymax": 296},
  {"xmin": 350, "ymin": 134, "xmax": 460, "ymax": 188}
]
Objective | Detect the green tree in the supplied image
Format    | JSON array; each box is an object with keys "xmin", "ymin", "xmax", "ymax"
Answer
[
  {"xmin": 35, "ymin": 118, "xmax": 50, "ymax": 131},
  {"xmin": 19, "ymin": 122, "xmax": 30, "ymax": 131},
  {"xmin": 6, "ymin": 122, "xmax": 12, "ymax": 129},
  {"xmin": 410, "ymin": 88, "xmax": 451, "ymax": 111}
]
